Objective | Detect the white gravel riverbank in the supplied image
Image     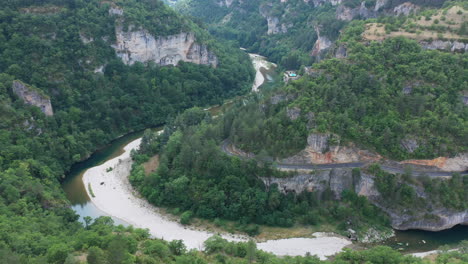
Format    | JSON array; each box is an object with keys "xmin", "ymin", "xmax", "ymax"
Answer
[{"xmin": 82, "ymin": 138, "xmax": 352, "ymax": 259}]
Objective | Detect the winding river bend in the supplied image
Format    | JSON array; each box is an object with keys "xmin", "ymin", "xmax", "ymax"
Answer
[{"xmin": 62, "ymin": 54, "xmax": 467, "ymax": 258}]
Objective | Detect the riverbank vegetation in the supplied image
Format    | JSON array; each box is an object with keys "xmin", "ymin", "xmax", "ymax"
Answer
[
  {"xmin": 0, "ymin": 0, "xmax": 253, "ymax": 262},
  {"xmin": 2, "ymin": 215, "xmax": 467, "ymax": 263}
]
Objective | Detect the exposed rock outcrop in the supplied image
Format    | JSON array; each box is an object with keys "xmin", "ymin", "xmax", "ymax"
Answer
[
  {"xmin": 12, "ymin": 81, "xmax": 53, "ymax": 116},
  {"xmin": 335, "ymin": 44, "xmax": 347, "ymax": 58},
  {"xmin": 420, "ymin": 40, "xmax": 468, "ymax": 53},
  {"xmin": 262, "ymin": 168, "xmax": 354, "ymax": 199},
  {"xmin": 109, "ymin": 6, "xmax": 124, "ymax": 16},
  {"xmin": 112, "ymin": 27, "xmax": 218, "ymax": 67},
  {"xmin": 312, "ymin": 0, "xmax": 342, "ymax": 7},
  {"xmin": 401, "ymin": 153, "xmax": 468, "ymax": 172},
  {"xmin": 374, "ymin": 0, "xmax": 387, "ymax": 11},
  {"xmin": 264, "ymin": 169, "xmax": 468, "ymax": 231},
  {"xmin": 266, "ymin": 16, "xmax": 282, "ymax": 35},
  {"xmin": 336, "ymin": 2, "xmax": 376, "ymax": 21},
  {"xmin": 280, "ymin": 133, "xmax": 381, "ymax": 164},
  {"xmin": 286, "ymin": 107, "xmax": 301, "ymax": 121},
  {"xmin": 260, "ymin": 4, "xmax": 291, "ymax": 35},
  {"xmin": 393, "ymin": 2, "xmax": 419, "ymax": 16},
  {"xmin": 400, "ymin": 137, "xmax": 419, "ymax": 153},
  {"xmin": 217, "ymin": 0, "xmax": 235, "ymax": 7},
  {"xmin": 311, "ymin": 27, "xmax": 332, "ymax": 59},
  {"xmin": 387, "ymin": 209, "xmax": 468, "ymax": 231},
  {"xmin": 463, "ymin": 91, "xmax": 468, "ymax": 105}
]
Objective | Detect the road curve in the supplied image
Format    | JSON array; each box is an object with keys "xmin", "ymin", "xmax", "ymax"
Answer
[{"xmin": 221, "ymin": 140, "xmax": 467, "ymax": 177}]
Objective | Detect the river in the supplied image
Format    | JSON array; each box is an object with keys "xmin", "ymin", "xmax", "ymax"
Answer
[{"xmin": 62, "ymin": 53, "xmax": 467, "ymax": 257}]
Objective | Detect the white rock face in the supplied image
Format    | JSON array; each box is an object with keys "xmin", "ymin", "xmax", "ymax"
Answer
[
  {"xmin": 312, "ymin": 0, "xmax": 342, "ymax": 7},
  {"xmin": 393, "ymin": 2, "xmax": 419, "ymax": 16},
  {"xmin": 420, "ymin": 40, "xmax": 468, "ymax": 53},
  {"xmin": 112, "ymin": 27, "xmax": 218, "ymax": 67},
  {"xmin": 311, "ymin": 27, "xmax": 332, "ymax": 58},
  {"xmin": 374, "ymin": 0, "xmax": 387, "ymax": 11},
  {"xmin": 12, "ymin": 81, "xmax": 53, "ymax": 116},
  {"xmin": 109, "ymin": 7, "xmax": 124, "ymax": 16}
]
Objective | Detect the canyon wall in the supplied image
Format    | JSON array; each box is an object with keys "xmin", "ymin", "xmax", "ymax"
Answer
[
  {"xmin": 112, "ymin": 27, "xmax": 218, "ymax": 67},
  {"xmin": 12, "ymin": 81, "xmax": 53, "ymax": 116}
]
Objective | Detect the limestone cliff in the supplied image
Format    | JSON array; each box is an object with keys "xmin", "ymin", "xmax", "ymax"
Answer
[
  {"xmin": 420, "ymin": 40, "xmax": 468, "ymax": 53},
  {"xmin": 259, "ymin": 4, "xmax": 292, "ymax": 35},
  {"xmin": 280, "ymin": 133, "xmax": 382, "ymax": 164},
  {"xmin": 311, "ymin": 27, "xmax": 332, "ymax": 60},
  {"xmin": 112, "ymin": 27, "xmax": 218, "ymax": 67},
  {"xmin": 12, "ymin": 81, "xmax": 53, "ymax": 116},
  {"xmin": 264, "ymin": 168, "xmax": 468, "ymax": 231}
]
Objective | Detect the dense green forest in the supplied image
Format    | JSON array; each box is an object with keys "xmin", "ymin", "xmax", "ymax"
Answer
[
  {"xmin": 0, "ymin": 0, "xmax": 467, "ymax": 262},
  {"xmin": 129, "ymin": 33, "xmax": 467, "ymax": 242},
  {"xmin": 0, "ymin": 0, "xmax": 254, "ymax": 262},
  {"xmin": 176, "ymin": 0, "xmax": 454, "ymax": 69},
  {"xmin": 228, "ymin": 36, "xmax": 468, "ymax": 160}
]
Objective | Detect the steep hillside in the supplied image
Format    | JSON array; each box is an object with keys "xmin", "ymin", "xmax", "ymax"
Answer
[
  {"xmin": 227, "ymin": 35, "xmax": 468, "ymax": 161},
  {"xmin": 0, "ymin": 0, "xmax": 254, "ymax": 262},
  {"xmin": 129, "ymin": 28, "xmax": 468, "ymax": 242},
  {"xmin": 177, "ymin": 0, "xmax": 466, "ymax": 69}
]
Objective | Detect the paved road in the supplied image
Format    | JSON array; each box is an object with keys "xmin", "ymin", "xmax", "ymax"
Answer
[{"xmin": 221, "ymin": 140, "xmax": 467, "ymax": 177}]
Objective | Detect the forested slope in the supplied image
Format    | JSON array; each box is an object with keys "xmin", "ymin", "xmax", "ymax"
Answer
[
  {"xmin": 0, "ymin": 0, "xmax": 254, "ymax": 262},
  {"xmin": 176, "ymin": 0, "xmax": 459, "ymax": 69},
  {"xmin": 129, "ymin": 31, "xmax": 467, "ymax": 242}
]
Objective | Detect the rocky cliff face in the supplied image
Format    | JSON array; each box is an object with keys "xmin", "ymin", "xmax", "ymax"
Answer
[
  {"xmin": 264, "ymin": 168, "xmax": 468, "ymax": 231},
  {"xmin": 112, "ymin": 27, "xmax": 218, "ymax": 67},
  {"xmin": 281, "ymin": 133, "xmax": 381, "ymax": 164},
  {"xmin": 12, "ymin": 81, "xmax": 53, "ymax": 116},
  {"xmin": 420, "ymin": 40, "xmax": 468, "ymax": 53},
  {"xmin": 336, "ymin": 2, "xmax": 377, "ymax": 21},
  {"xmin": 311, "ymin": 27, "xmax": 332, "ymax": 59},
  {"xmin": 401, "ymin": 153, "xmax": 468, "ymax": 172},
  {"xmin": 259, "ymin": 4, "xmax": 292, "ymax": 35}
]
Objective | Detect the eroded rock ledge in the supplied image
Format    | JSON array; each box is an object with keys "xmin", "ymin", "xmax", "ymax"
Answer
[
  {"xmin": 12, "ymin": 80, "xmax": 53, "ymax": 116},
  {"xmin": 263, "ymin": 169, "xmax": 468, "ymax": 231}
]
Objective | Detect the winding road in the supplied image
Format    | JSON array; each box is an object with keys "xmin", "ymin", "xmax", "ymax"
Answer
[{"xmin": 221, "ymin": 140, "xmax": 468, "ymax": 177}]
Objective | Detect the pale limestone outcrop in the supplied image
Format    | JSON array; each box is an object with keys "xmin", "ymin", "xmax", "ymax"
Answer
[
  {"xmin": 335, "ymin": 44, "xmax": 347, "ymax": 58},
  {"xmin": 80, "ymin": 33, "xmax": 93, "ymax": 44},
  {"xmin": 281, "ymin": 133, "xmax": 381, "ymax": 164},
  {"xmin": 336, "ymin": 2, "xmax": 376, "ymax": 21},
  {"xmin": 311, "ymin": 27, "xmax": 332, "ymax": 59},
  {"xmin": 112, "ymin": 27, "xmax": 218, "ymax": 67},
  {"xmin": 393, "ymin": 2, "xmax": 419, "ymax": 16},
  {"xmin": 109, "ymin": 6, "xmax": 124, "ymax": 16},
  {"xmin": 266, "ymin": 16, "xmax": 281, "ymax": 35},
  {"xmin": 264, "ymin": 169, "xmax": 468, "ymax": 231},
  {"xmin": 217, "ymin": 0, "xmax": 235, "ymax": 7},
  {"xmin": 12, "ymin": 81, "xmax": 53, "ymax": 116},
  {"xmin": 312, "ymin": 0, "xmax": 342, "ymax": 7},
  {"xmin": 259, "ymin": 4, "xmax": 291, "ymax": 35},
  {"xmin": 388, "ymin": 210, "xmax": 468, "ymax": 231},
  {"xmin": 286, "ymin": 107, "xmax": 301, "ymax": 121},
  {"xmin": 262, "ymin": 168, "xmax": 354, "ymax": 198},
  {"xmin": 374, "ymin": 0, "xmax": 387, "ymax": 11},
  {"xmin": 420, "ymin": 40, "xmax": 468, "ymax": 52},
  {"xmin": 400, "ymin": 137, "xmax": 419, "ymax": 153}
]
